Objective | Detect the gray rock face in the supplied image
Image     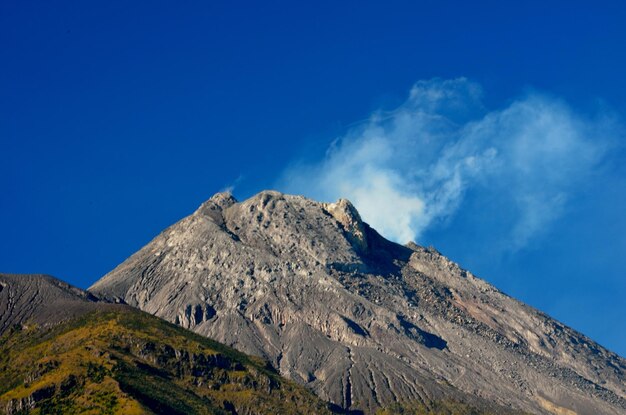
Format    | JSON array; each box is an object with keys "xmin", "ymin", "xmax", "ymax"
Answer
[
  {"xmin": 0, "ymin": 273, "xmax": 107, "ymax": 335},
  {"xmin": 90, "ymin": 191, "xmax": 626, "ymax": 415}
]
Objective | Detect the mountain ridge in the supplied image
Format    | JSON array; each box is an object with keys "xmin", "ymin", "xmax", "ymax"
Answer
[
  {"xmin": 90, "ymin": 190, "xmax": 625, "ymax": 415},
  {"xmin": 0, "ymin": 273, "xmax": 108, "ymax": 335}
]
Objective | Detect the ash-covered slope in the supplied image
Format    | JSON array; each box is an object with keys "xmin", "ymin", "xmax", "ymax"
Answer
[
  {"xmin": 0, "ymin": 273, "xmax": 104, "ymax": 334},
  {"xmin": 90, "ymin": 191, "xmax": 626, "ymax": 415}
]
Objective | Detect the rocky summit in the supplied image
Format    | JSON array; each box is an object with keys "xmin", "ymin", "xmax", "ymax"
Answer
[{"xmin": 90, "ymin": 191, "xmax": 626, "ymax": 415}]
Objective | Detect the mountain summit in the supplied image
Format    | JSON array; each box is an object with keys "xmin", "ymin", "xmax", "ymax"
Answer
[{"xmin": 90, "ymin": 191, "xmax": 626, "ymax": 414}]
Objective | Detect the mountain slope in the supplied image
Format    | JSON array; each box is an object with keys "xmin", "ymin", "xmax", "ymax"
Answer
[
  {"xmin": 0, "ymin": 273, "xmax": 102, "ymax": 334},
  {"xmin": 0, "ymin": 274, "xmax": 332, "ymax": 414},
  {"xmin": 90, "ymin": 191, "xmax": 626, "ymax": 415}
]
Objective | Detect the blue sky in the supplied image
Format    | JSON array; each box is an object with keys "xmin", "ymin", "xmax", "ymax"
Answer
[{"xmin": 1, "ymin": 1, "xmax": 625, "ymax": 355}]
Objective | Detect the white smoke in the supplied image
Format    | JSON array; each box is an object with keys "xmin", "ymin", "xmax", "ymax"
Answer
[{"xmin": 280, "ymin": 78, "xmax": 616, "ymax": 249}]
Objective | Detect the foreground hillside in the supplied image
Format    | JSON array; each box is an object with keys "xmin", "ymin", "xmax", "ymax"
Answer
[
  {"xmin": 91, "ymin": 191, "xmax": 626, "ymax": 415},
  {"xmin": 0, "ymin": 274, "xmax": 331, "ymax": 414}
]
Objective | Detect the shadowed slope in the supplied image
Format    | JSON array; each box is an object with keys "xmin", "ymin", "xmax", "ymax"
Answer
[{"xmin": 0, "ymin": 273, "xmax": 105, "ymax": 334}]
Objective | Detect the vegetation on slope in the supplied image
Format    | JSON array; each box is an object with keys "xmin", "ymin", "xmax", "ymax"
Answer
[{"xmin": 0, "ymin": 307, "xmax": 331, "ymax": 415}]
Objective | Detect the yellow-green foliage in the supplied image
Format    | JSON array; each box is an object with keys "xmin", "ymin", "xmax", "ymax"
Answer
[{"xmin": 0, "ymin": 308, "xmax": 331, "ymax": 415}]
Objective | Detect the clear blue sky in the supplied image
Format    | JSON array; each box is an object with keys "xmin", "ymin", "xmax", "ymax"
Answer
[{"xmin": 2, "ymin": 1, "xmax": 625, "ymax": 356}]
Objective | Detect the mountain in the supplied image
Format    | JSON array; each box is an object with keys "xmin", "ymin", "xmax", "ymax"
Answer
[
  {"xmin": 90, "ymin": 191, "xmax": 626, "ymax": 415},
  {"xmin": 0, "ymin": 273, "xmax": 332, "ymax": 414}
]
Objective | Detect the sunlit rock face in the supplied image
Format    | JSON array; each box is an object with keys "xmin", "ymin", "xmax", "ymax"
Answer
[{"xmin": 91, "ymin": 191, "xmax": 626, "ymax": 415}]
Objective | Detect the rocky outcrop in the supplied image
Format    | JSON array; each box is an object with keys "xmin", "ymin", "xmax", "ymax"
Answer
[
  {"xmin": 90, "ymin": 191, "xmax": 626, "ymax": 415},
  {"xmin": 4, "ymin": 385, "xmax": 55, "ymax": 415}
]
